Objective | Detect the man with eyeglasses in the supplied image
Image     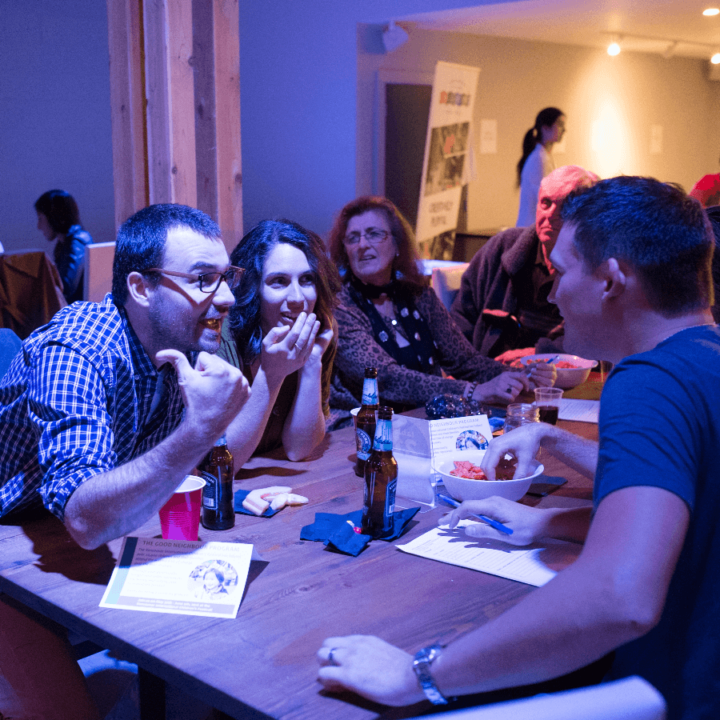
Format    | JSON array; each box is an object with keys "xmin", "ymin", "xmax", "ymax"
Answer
[
  {"xmin": 0, "ymin": 204, "xmax": 252, "ymax": 719},
  {"xmin": 0, "ymin": 203, "xmax": 250, "ymax": 546}
]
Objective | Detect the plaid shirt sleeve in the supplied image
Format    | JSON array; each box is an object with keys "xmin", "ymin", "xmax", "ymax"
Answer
[{"xmin": 29, "ymin": 343, "xmax": 118, "ymax": 520}]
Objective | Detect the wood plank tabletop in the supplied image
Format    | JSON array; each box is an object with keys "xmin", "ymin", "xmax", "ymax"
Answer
[{"xmin": 0, "ymin": 415, "xmax": 598, "ymax": 720}]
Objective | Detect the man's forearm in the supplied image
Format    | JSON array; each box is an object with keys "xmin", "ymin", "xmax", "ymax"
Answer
[
  {"xmin": 63, "ymin": 421, "xmax": 215, "ymax": 549},
  {"xmin": 541, "ymin": 425, "xmax": 598, "ymax": 479}
]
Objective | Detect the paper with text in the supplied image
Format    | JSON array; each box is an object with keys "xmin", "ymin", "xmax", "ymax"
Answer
[
  {"xmin": 559, "ymin": 399, "xmax": 600, "ymax": 424},
  {"xmin": 429, "ymin": 414, "xmax": 494, "ymax": 465},
  {"xmin": 100, "ymin": 537, "xmax": 255, "ymax": 618},
  {"xmin": 397, "ymin": 522, "xmax": 581, "ymax": 586}
]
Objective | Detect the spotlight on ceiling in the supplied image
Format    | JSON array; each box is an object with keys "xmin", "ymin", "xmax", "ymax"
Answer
[
  {"xmin": 712, "ymin": 52, "xmax": 720, "ymax": 64},
  {"xmin": 607, "ymin": 37, "xmax": 621, "ymax": 56},
  {"xmin": 383, "ymin": 21, "xmax": 409, "ymax": 53},
  {"xmin": 703, "ymin": 8, "xmax": 720, "ymax": 16}
]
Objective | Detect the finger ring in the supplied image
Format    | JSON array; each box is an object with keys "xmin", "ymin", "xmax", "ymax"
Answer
[
  {"xmin": 505, "ymin": 386, "xmax": 512, "ymax": 393},
  {"xmin": 328, "ymin": 647, "xmax": 339, "ymax": 666}
]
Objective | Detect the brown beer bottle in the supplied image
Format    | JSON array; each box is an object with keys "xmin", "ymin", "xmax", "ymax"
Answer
[
  {"xmin": 362, "ymin": 406, "xmax": 398, "ymax": 539},
  {"xmin": 200, "ymin": 434, "xmax": 235, "ymax": 530},
  {"xmin": 354, "ymin": 367, "xmax": 379, "ymax": 477}
]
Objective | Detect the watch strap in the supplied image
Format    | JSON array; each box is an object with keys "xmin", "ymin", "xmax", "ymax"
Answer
[{"xmin": 413, "ymin": 643, "xmax": 449, "ymax": 705}]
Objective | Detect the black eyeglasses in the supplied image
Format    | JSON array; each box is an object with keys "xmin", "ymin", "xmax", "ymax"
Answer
[
  {"xmin": 343, "ymin": 228, "xmax": 392, "ymax": 246},
  {"xmin": 143, "ymin": 266, "xmax": 244, "ymax": 293}
]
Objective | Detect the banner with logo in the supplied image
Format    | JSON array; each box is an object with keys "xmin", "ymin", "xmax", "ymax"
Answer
[{"xmin": 416, "ymin": 62, "xmax": 480, "ymax": 259}]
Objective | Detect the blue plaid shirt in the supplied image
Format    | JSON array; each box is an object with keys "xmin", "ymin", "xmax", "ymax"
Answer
[{"xmin": 0, "ymin": 295, "xmax": 185, "ymax": 520}]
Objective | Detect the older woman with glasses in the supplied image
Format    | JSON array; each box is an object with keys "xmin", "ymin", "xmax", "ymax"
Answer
[
  {"xmin": 328, "ymin": 197, "xmax": 554, "ymax": 428},
  {"xmin": 218, "ymin": 220, "xmax": 340, "ymax": 465}
]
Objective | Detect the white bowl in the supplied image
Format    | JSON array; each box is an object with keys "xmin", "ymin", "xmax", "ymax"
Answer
[
  {"xmin": 435, "ymin": 453, "xmax": 544, "ymax": 502},
  {"xmin": 520, "ymin": 353, "xmax": 598, "ymax": 390}
]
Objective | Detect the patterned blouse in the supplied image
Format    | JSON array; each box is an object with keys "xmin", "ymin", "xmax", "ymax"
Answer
[{"xmin": 329, "ymin": 283, "xmax": 505, "ymax": 428}]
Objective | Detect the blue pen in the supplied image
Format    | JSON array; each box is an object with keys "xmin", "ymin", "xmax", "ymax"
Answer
[{"xmin": 437, "ymin": 493, "xmax": 514, "ymax": 536}]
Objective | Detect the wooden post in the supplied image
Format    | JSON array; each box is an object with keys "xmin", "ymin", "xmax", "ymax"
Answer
[
  {"xmin": 107, "ymin": 0, "xmax": 242, "ymax": 241},
  {"xmin": 107, "ymin": 0, "xmax": 148, "ymax": 231}
]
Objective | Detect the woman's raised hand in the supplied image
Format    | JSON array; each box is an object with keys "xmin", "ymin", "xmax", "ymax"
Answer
[{"xmin": 261, "ymin": 312, "xmax": 321, "ymax": 387}]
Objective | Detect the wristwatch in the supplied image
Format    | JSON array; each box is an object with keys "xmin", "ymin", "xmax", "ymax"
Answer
[{"xmin": 413, "ymin": 644, "xmax": 449, "ymax": 705}]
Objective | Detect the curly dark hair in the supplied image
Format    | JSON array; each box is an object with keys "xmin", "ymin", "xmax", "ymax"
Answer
[
  {"xmin": 228, "ymin": 220, "xmax": 341, "ymax": 364},
  {"xmin": 327, "ymin": 196, "xmax": 426, "ymax": 291}
]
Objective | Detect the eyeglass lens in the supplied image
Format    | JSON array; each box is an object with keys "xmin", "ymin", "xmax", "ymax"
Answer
[
  {"xmin": 201, "ymin": 268, "xmax": 243, "ymax": 292},
  {"xmin": 344, "ymin": 229, "xmax": 389, "ymax": 245}
]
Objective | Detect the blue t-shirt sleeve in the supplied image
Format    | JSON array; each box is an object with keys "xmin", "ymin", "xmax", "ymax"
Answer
[{"xmin": 594, "ymin": 358, "xmax": 700, "ymax": 511}]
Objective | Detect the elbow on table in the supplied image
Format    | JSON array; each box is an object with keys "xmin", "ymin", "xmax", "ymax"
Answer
[{"xmin": 64, "ymin": 519, "xmax": 107, "ymax": 551}]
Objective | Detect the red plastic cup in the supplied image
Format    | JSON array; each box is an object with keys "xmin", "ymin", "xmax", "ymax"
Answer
[{"xmin": 159, "ymin": 475, "xmax": 206, "ymax": 541}]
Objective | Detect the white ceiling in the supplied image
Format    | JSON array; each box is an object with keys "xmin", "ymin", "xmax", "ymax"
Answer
[{"xmin": 400, "ymin": 0, "xmax": 720, "ymax": 61}]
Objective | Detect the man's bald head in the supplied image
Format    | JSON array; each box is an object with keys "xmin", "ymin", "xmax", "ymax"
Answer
[{"xmin": 536, "ymin": 165, "xmax": 600, "ymax": 249}]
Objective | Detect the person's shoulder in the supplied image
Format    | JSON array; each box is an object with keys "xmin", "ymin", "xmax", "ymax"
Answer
[
  {"xmin": 27, "ymin": 297, "xmax": 129, "ymax": 361},
  {"xmin": 604, "ymin": 326, "xmax": 720, "ymax": 408},
  {"xmin": 469, "ymin": 227, "xmax": 531, "ymax": 267},
  {"xmin": 66, "ymin": 225, "xmax": 94, "ymax": 246}
]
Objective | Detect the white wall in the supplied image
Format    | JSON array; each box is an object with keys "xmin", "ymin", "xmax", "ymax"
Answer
[
  {"xmin": 1, "ymin": 0, "xmax": 114, "ymax": 253},
  {"xmin": 358, "ymin": 27, "xmax": 720, "ymax": 231}
]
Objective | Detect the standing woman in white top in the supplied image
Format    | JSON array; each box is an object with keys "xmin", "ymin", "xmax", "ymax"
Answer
[{"xmin": 515, "ymin": 108, "xmax": 566, "ymax": 227}]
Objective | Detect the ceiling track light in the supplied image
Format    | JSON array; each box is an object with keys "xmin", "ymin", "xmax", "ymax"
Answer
[
  {"xmin": 702, "ymin": 8, "xmax": 720, "ymax": 17},
  {"xmin": 601, "ymin": 30, "xmax": 720, "ymax": 64},
  {"xmin": 607, "ymin": 34, "xmax": 622, "ymax": 56}
]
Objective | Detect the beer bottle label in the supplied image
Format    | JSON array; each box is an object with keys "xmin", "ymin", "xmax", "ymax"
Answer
[
  {"xmin": 361, "ymin": 378, "xmax": 379, "ymax": 406},
  {"xmin": 201, "ymin": 471, "xmax": 218, "ymax": 509},
  {"xmin": 372, "ymin": 418, "xmax": 393, "ymax": 452},
  {"xmin": 385, "ymin": 477, "xmax": 397, "ymax": 517},
  {"xmin": 355, "ymin": 428, "xmax": 373, "ymax": 461}
]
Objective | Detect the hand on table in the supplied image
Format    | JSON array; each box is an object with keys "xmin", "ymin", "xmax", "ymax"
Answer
[
  {"xmin": 440, "ymin": 497, "xmax": 548, "ymax": 546},
  {"xmin": 155, "ymin": 349, "xmax": 249, "ymax": 438},
  {"xmin": 261, "ymin": 311, "xmax": 320, "ymax": 386},
  {"xmin": 317, "ymin": 635, "xmax": 422, "ymax": 707},
  {"xmin": 472, "ymin": 371, "xmax": 530, "ymax": 404}
]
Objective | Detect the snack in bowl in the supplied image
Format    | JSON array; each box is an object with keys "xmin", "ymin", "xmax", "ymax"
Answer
[
  {"xmin": 517, "ymin": 353, "xmax": 598, "ymax": 390},
  {"xmin": 436, "ymin": 453, "xmax": 544, "ymax": 502}
]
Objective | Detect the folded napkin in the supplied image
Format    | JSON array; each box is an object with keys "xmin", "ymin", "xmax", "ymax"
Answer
[
  {"xmin": 234, "ymin": 489, "xmax": 281, "ymax": 518},
  {"xmin": 300, "ymin": 507, "xmax": 420, "ymax": 556}
]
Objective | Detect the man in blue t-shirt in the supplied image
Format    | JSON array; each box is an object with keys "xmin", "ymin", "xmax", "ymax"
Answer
[{"xmin": 317, "ymin": 177, "xmax": 718, "ymax": 719}]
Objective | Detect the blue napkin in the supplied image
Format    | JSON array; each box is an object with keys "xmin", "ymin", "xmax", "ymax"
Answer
[
  {"xmin": 234, "ymin": 489, "xmax": 282, "ymax": 518},
  {"xmin": 300, "ymin": 507, "xmax": 420, "ymax": 556}
]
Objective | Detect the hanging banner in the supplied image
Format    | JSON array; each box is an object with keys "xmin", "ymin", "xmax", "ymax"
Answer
[{"xmin": 416, "ymin": 61, "xmax": 480, "ymax": 259}]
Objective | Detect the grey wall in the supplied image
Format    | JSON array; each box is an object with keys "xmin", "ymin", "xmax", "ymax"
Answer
[
  {"xmin": 1, "ymin": 0, "xmax": 114, "ymax": 253},
  {"xmin": 358, "ymin": 27, "xmax": 720, "ymax": 230}
]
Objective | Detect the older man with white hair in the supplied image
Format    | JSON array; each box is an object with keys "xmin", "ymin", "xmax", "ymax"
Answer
[{"xmin": 450, "ymin": 165, "xmax": 599, "ymax": 359}]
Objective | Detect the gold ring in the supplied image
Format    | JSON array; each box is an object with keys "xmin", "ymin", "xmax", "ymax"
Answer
[{"xmin": 328, "ymin": 647, "xmax": 339, "ymax": 666}]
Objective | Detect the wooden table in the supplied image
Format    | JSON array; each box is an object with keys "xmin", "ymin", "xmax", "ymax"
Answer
[{"xmin": 0, "ymin": 416, "xmax": 598, "ymax": 720}]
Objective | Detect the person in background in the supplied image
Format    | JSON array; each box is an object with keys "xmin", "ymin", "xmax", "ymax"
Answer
[
  {"xmin": 451, "ymin": 165, "xmax": 599, "ymax": 360},
  {"xmin": 327, "ymin": 197, "xmax": 554, "ymax": 430},
  {"xmin": 219, "ymin": 220, "xmax": 339, "ymax": 464},
  {"xmin": 516, "ymin": 108, "xmax": 566, "ymax": 227},
  {"xmin": 318, "ymin": 177, "xmax": 718, "ymax": 720},
  {"xmin": 688, "ymin": 156, "xmax": 720, "ymax": 207},
  {"xmin": 35, "ymin": 189, "xmax": 94, "ymax": 303}
]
